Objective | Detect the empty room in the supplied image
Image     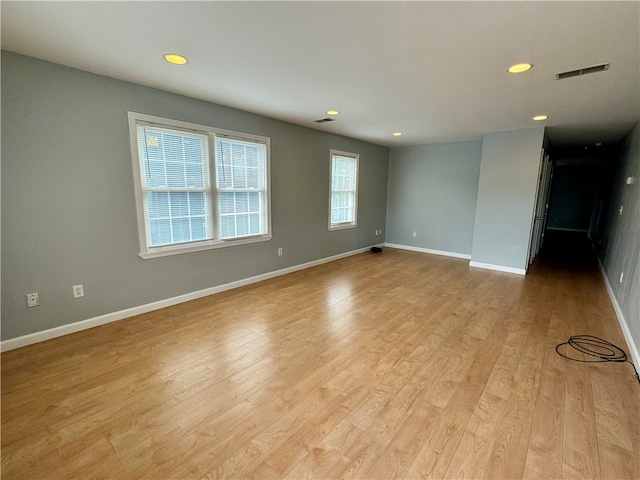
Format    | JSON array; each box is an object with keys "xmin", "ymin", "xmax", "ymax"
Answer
[{"xmin": 1, "ymin": 2, "xmax": 639, "ymax": 479}]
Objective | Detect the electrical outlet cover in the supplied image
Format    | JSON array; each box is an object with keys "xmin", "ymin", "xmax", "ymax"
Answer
[
  {"xmin": 26, "ymin": 292, "xmax": 39, "ymax": 307},
  {"xmin": 73, "ymin": 284, "xmax": 84, "ymax": 298}
]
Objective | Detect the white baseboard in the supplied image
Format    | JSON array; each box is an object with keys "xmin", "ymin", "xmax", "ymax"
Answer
[
  {"xmin": 595, "ymin": 257, "xmax": 640, "ymax": 372},
  {"xmin": 1, "ymin": 246, "xmax": 373, "ymax": 352},
  {"xmin": 384, "ymin": 243, "xmax": 471, "ymax": 260},
  {"xmin": 468, "ymin": 261, "xmax": 526, "ymax": 276}
]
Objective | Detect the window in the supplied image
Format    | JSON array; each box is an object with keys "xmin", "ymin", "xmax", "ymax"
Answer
[
  {"xmin": 129, "ymin": 112, "xmax": 271, "ymax": 258},
  {"xmin": 329, "ymin": 150, "xmax": 359, "ymax": 230}
]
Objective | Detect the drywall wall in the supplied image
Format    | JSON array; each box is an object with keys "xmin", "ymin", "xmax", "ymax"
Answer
[
  {"xmin": 385, "ymin": 141, "xmax": 482, "ymax": 255},
  {"xmin": 598, "ymin": 121, "xmax": 640, "ymax": 358},
  {"xmin": 470, "ymin": 127, "xmax": 545, "ymax": 272},
  {"xmin": 1, "ymin": 52, "xmax": 389, "ymax": 340}
]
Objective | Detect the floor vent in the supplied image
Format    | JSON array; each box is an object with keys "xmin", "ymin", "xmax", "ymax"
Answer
[
  {"xmin": 314, "ymin": 118, "xmax": 335, "ymax": 124},
  {"xmin": 556, "ymin": 62, "xmax": 609, "ymax": 80}
]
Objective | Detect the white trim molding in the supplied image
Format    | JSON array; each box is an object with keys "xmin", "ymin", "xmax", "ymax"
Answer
[
  {"xmin": 1, "ymin": 246, "xmax": 373, "ymax": 352},
  {"xmin": 596, "ymin": 257, "xmax": 640, "ymax": 372},
  {"xmin": 468, "ymin": 261, "xmax": 526, "ymax": 276},
  {"xmin": 384, "ymin": 243, "xmax": 471, "ymax": 260}
]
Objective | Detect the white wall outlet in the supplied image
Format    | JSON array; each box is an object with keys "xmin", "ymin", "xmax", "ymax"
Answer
[
  {"xmin": 277, "ymin": 247, "xmax": 283, "ymax": 256},
  {"xmin": 620, "ymin": 272, "xmax": 624, "ymax": 284},
  {"xmin": 26, "ymin": 292, "xmax": 39, "ymax": 308},
  {"xmin": 413, "ymin": 231, "xmax": 417, "ymax": 237},
  {"xmin": 73, "ymin": 284, "xmax": 84, "ymax": 298},
  {"xmin": 626, "ymin": 176, "xmax": 635, "ymax": 185},
  {"xmin": 619, "ymin": 205, "xmax": 624, "ymax": 215}
]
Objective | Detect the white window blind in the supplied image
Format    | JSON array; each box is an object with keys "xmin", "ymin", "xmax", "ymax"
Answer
[
  {"xmin": 137, "ymin": 126, "xmax": 212, "ymax": 247},
  {"xmin": 129, "ymin": 113, "xmax": 271, "ymax": 258},
  {"xmin": 215, "ymin": 137, "xmax": 267, "ymax": 239},
  {"xmin": 329, "ymin": 150, "xmax": 359, "ymax": 230}
]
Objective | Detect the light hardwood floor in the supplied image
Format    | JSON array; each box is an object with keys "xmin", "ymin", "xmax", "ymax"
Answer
[{"xmin": 2, "ymin": 247, "xmax": 639, "ymax": 479}]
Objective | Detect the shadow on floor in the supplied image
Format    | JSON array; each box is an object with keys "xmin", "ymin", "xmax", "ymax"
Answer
[{"xmin": 536, "ymin": 229, "xmax": 598, "ymax": 269}]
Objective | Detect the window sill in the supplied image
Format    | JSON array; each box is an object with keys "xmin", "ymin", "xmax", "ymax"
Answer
[
  {"xmin": 139, "ymin": 234, "xmax": 272, "ymax": 259},
  {"xmin": 329, "ymin": 223, "xmax": 357, "ymax": 231}
]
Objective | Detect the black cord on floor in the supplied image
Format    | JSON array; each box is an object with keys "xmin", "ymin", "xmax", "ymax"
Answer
[{"xmin": 556, "ymin": 334, "xmax": 640, "ymax": 384}]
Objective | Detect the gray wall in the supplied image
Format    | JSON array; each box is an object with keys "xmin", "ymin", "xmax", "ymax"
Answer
[
  {"xmin": 599, "ymin": 121, "xmax": 640, "ymax": 356},
  {"xmin": 385, "ymin": 141, "xmax": 482, "ymax": 255},
  {"xmin": 470, "ymin": 128, "xmax": 545, "ymax": 271},
  {"xmin": 1, "ymin": 52, "xmax": 389, "ymax": 340}
]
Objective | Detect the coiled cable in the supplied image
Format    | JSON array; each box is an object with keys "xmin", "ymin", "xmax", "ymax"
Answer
[{"xmin": 556, "ymin": 334, "xmax": 640, "ymax": 383}]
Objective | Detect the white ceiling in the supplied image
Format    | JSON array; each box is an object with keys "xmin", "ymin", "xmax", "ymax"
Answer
[{"xmin": 2, "ymin": 1, "xmax": 639, "ymax": 148}]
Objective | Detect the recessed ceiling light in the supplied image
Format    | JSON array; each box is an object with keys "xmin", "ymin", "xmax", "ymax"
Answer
[
  {"xmin": 507, "ymin": 63, "xmax": 533, "ymax": 74},
  {"xmin": 533, "ymin": 115, "xmax": 548, "ymax": 121},
  {"xmin": 392, "ymin": 132, "xmax": 402, "ymax": 137},
  {"xmin": 163, "ymin": 53, "xmax": 188, "ymax": 65},
  {"xmin": 326, "ymin": 110, "xmax": 340, "ymax": 116}
]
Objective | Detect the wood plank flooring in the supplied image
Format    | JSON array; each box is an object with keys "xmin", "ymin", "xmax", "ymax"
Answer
[{"xmin": 2, "ymin": 247, "xmax": 639, "ymax": 479}]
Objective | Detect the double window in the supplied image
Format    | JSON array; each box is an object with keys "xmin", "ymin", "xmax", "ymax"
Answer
[
  {"xmin": 329, "ymin": 150, "xmax": 359, "ymax": 230},
  {"xmin": 129, "ymin": 113, "xmax": 271, "ymax": 258}
]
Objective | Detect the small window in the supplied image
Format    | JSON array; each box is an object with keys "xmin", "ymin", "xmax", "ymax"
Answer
[
  {"xmin": 329, "ymin": 150, "xmax": 359, "ymax": 230},
  {"xmin": 129, "ymin": 112, "xmax": 271, "ymax": 258}
]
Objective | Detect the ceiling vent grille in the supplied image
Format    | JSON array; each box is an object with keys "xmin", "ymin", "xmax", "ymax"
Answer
[
  {"xmin": 314, "ymin": 118, "xmax": 335, "ymax": 124},
  {"xmin": 556, "ymin": 62, "xmax": 609, "ymax": 80}
]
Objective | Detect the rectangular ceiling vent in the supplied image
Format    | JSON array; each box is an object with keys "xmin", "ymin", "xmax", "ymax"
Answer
[
  {"xmin": 556, "ymin": 62, "xmax": 609, "ymax": 80},
  {"xmin": 314, "ymin": 118, "xmax": 335, "ymax": 124}
]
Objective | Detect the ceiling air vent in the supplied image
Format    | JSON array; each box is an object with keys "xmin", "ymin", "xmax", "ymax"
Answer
[
  {"xmin": 314, "ymin": 118, "xmax": 335, "ymax": 124},
  {"xmin": 556, "ymin": 62, "xmax": 609, "ymax": 80}
]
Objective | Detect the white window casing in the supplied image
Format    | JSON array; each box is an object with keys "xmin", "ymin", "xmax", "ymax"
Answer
[
  {"xmin": 329, "ymin": 149, "xmax": 359, "ymax": 231},
  {"xmin": 128, "ymin": 112, "xmax": 272, "ymax": 258}
]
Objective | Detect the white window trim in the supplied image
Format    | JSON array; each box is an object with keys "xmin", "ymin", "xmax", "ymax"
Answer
[
  {"xmin": 128, "ymin": 112, "xmax": 272, "ymax": 259},
  {"xmin": 328, "ymin": 149, "xmax": 359, "ymax": 231}
]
